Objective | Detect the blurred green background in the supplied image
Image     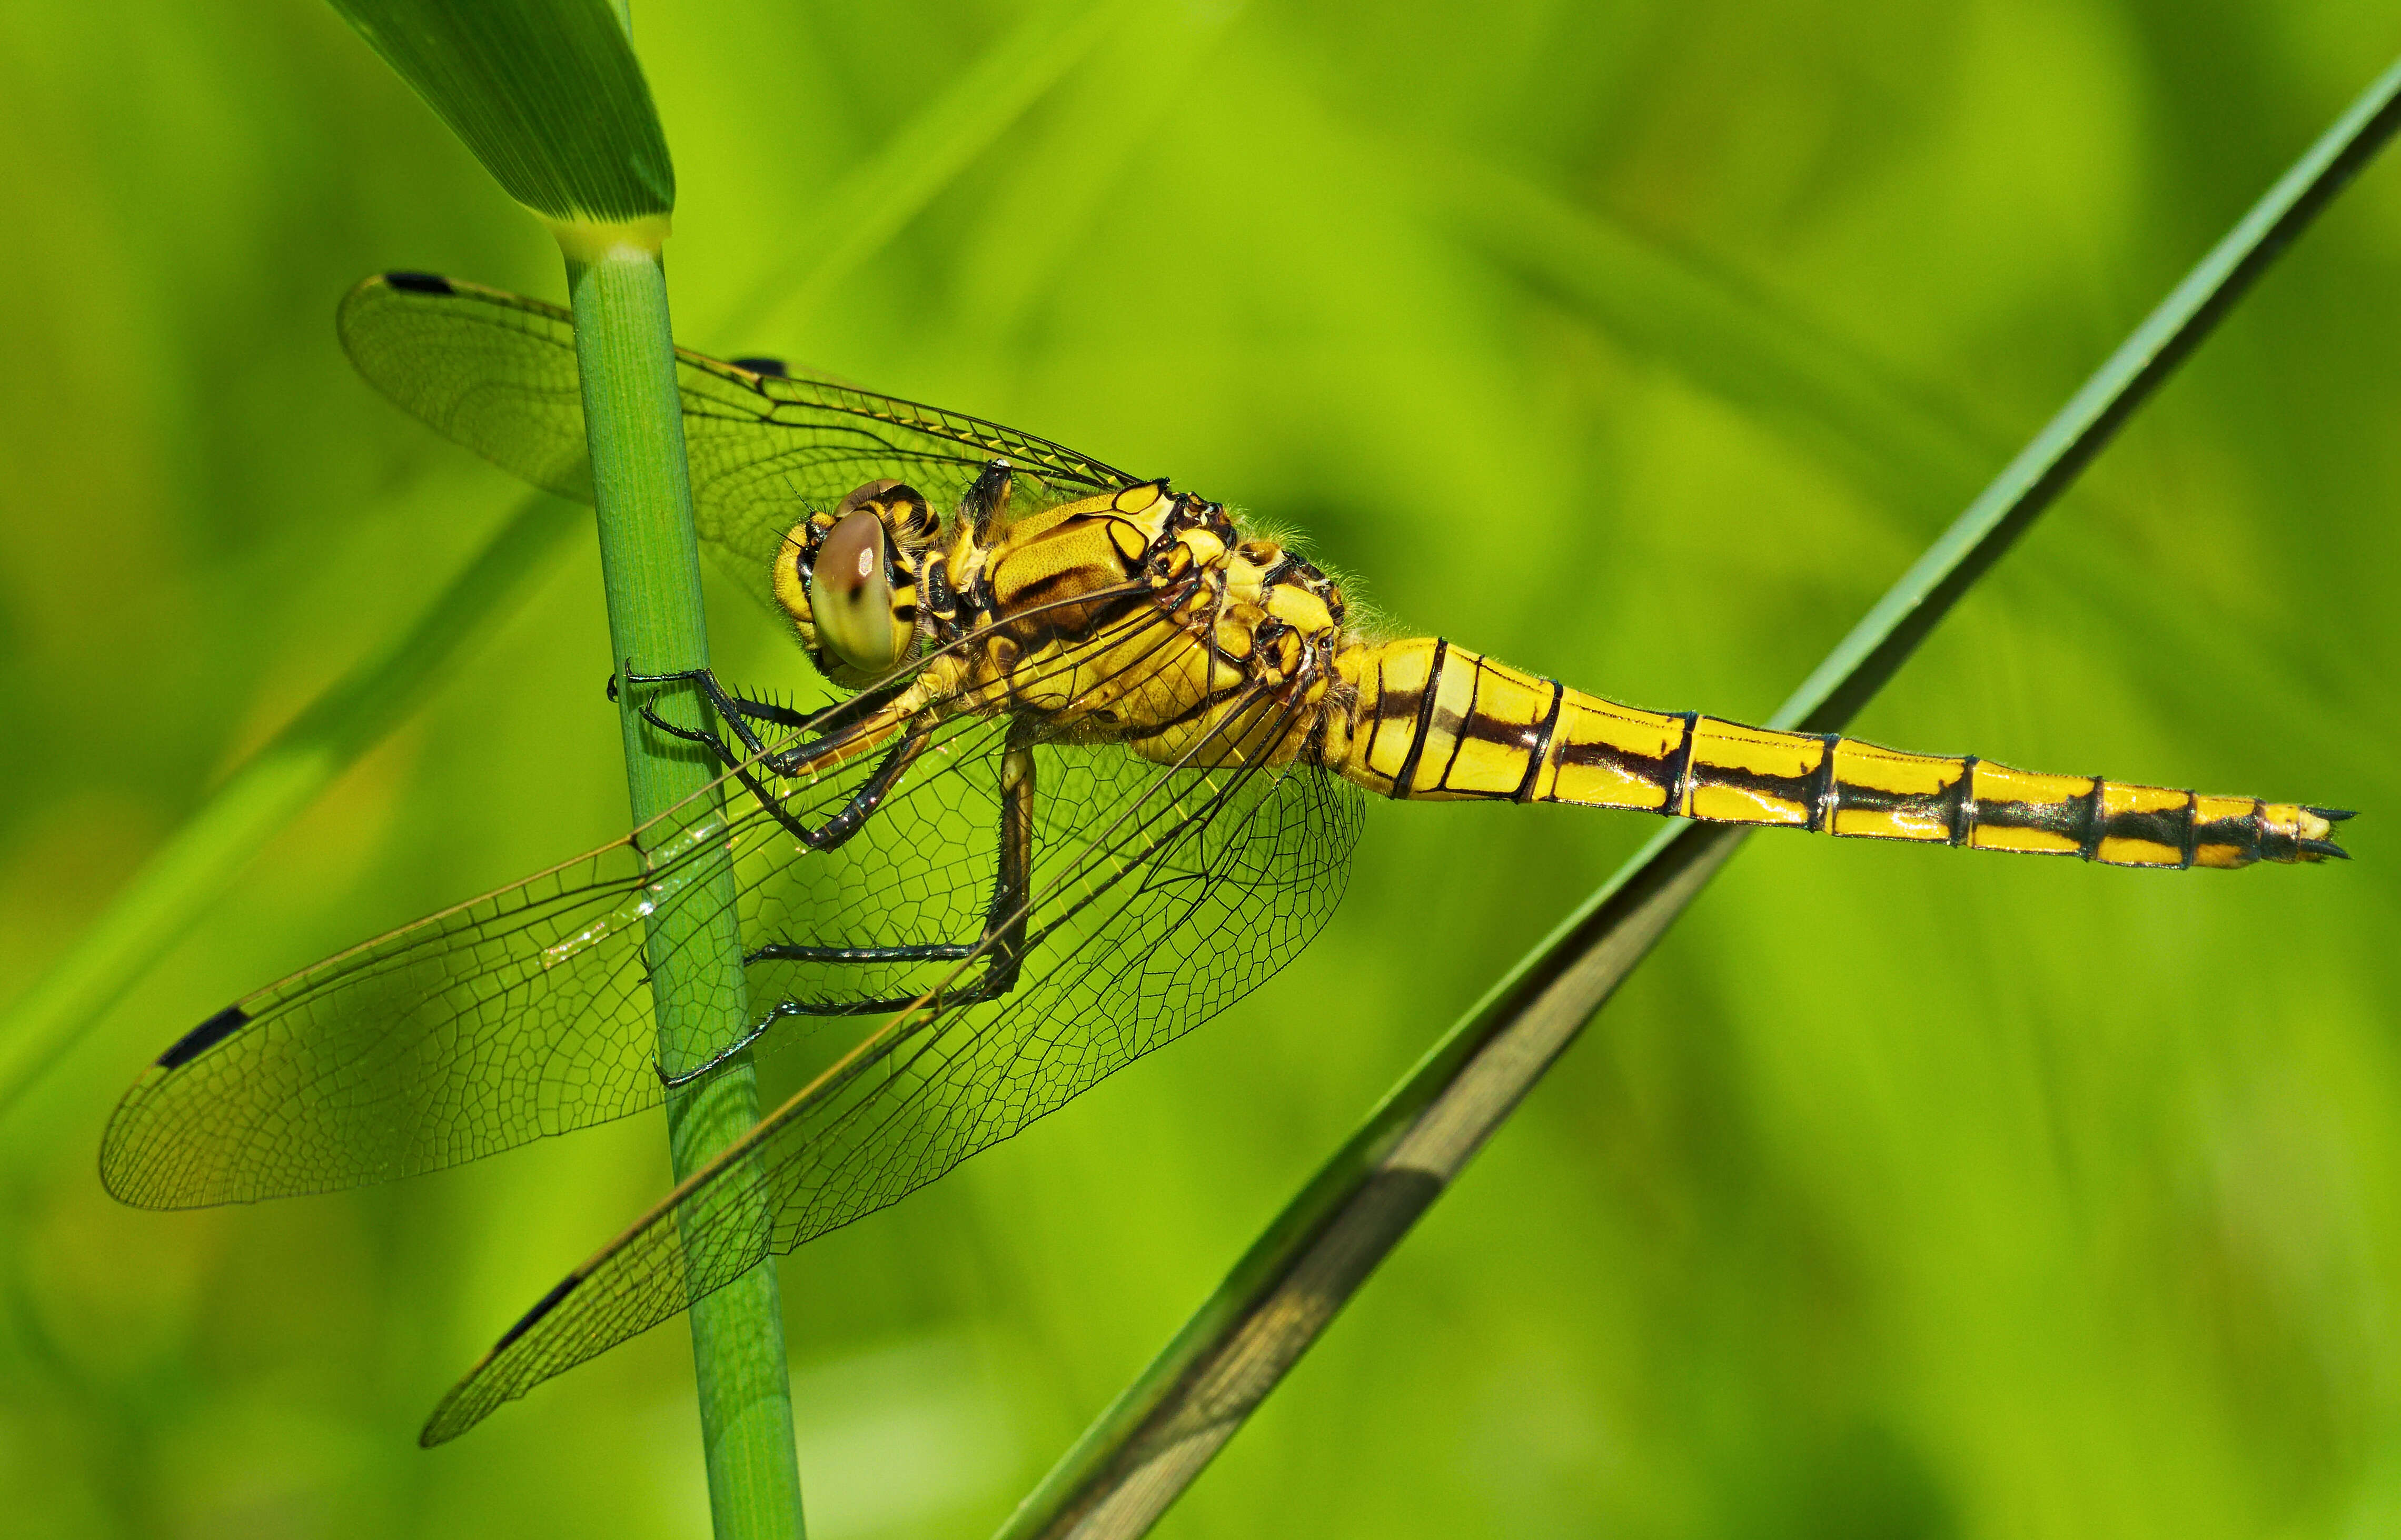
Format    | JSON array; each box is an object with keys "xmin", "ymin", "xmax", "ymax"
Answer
[{"xmin": 4, "ymin": 1, "xmax": 2399, "ymax": 1535}]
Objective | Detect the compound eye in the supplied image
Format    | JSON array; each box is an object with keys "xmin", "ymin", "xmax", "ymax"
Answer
[{"xmin": 806, "ymin": 509, "xmax": 910, "ymax": 678}]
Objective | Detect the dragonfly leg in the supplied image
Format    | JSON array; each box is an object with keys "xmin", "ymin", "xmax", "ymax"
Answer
[
  {"xmin": 667, "ymin": 728, "xmax": 1039, "ymax": 1088},
  {"xmin": 734, "ymin": 720, "xmax": 930, "ymax": 854},
  {"xmin": 622, "ymin": 663, "xmax": 916, "ymax": 779},
  {"xmin": 718, "ymin": 693, "xmax": 816, "ymax": 733},
  {"xmin": 739, "ymin": 727, "xmax": 1031, "ymax": 1005},
  {"xmin": 618, "ymin": 663, "xmax": 782, "ymax": 762}
]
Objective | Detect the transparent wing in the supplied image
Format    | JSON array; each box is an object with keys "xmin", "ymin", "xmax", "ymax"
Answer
[
  {"xmin": 96, "ymin": 682, "xmax": 1032, "ymax": 1208},
  {"xmin": 337, "ymin": 272, "xmax": 1140, "ymax": 600},
  {"xmin": 109, "ymin": 279, "xmax": 1169, "ymax": 1211},
  {"xmin": 420, "ymin": 687, "xmax": 1365, "ymax": 1443},
  {"xmin": 97, "ymin": 603, "xmax": 1301, "ymax": 1213}
]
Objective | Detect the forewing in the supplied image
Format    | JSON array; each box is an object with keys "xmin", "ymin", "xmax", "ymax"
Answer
[
  {"xmin": 101, "ymin": 549, "xmax": 1178, "ymax": 1210},
  {"xmin": 337, "ymin": 273, "xmax": 1138, "ymax": 600},
  {"xmin": 100, "ymin": 833, "xmax": 663, "ymax": 1209},
  {"xmin": 98, "ymin": 698, "xmax": 1028, "ymax": 1209},
  {"xmin": 419, "ymin": 691, "xmax": 1367, "ymax": 1442}
]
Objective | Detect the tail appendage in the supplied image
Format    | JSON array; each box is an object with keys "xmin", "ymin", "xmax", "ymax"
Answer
[{"xmin": 1331, "ymin": 638, "xmax": 2349, "ymax": 869}]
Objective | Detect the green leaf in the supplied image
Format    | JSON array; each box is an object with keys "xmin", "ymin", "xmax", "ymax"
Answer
[
  {"xmin": 993, "ymin": 47, "xmax": 2401, "ymax": 1540},
  {"xmin": 327, "ymin": 0, "xmax": 673, "ymax": 233}
]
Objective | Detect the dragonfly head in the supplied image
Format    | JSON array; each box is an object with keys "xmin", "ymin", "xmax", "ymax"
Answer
[{"xmin": 775, "ymin": 480, "xmax": 935, "ymax": 688}]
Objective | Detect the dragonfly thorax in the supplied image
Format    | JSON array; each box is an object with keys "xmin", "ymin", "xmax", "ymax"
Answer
[
  {"xmin": 782, "ymin": 464, "xmax": 1371, "ymax": 782},
  {"xmin": 914, "ymin": 475, "xmax": 1360, "ymax": 773}
]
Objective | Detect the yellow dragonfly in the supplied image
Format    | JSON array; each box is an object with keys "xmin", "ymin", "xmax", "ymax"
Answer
[{"xmin": 98, "ymin": 273, "xmax": 2352, "ymax": 1442}]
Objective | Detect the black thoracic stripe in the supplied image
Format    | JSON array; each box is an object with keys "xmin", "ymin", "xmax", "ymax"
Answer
[
  {"xmin": 1947, "ymin": 756, "xmax": 1980, "ymax": 848},
  {"xmin": 1361, "ymin": 656, "xmax": 1389, "ymax": 771},
  {"xmin": 1804, "ymin": 733, "xmax": 1839, "ymax": 832},
  {"xmin": 2075, "ymin": 777, "xmax": 2108, "ymax": 860},
  {"xmin": 1514, "ymin": 681, "xmax": 1565, "ymax": 803},
  {"xmin": 1013, "ymin": 587, "xmax": 1148, "ymax": 651},
  {"xmin": 2178, "ymin": 790, "xmax": 2200, "ymax": 868},
  {"xmin": 1431, "ymin": 655, "xmax": 1483, "ymax": 791},
  {"xmin": 1661, "ymin": 712, "xmax": 1701, "ymax": 815},
  {"xmin": 1005, "ymin": 567, "xmax": 1099, "ymax": 612},
  {"xmin": 1124, "ymin": 677, "xmax": 1252, "ymax": 745},
  {"xmin": 1387, "ymin": 638, "xmax": 1448, "ymax": 799}
]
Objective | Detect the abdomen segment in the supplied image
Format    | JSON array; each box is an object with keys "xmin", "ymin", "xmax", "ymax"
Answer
[{"xmin": 1331, "ymin": 638, "xmax": 2350, "ymax": 868}]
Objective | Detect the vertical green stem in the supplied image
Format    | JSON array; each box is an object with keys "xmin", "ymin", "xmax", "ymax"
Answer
[{"xmin": 566, "ymin": 247, "xmax": 805, "ymax": 1539}]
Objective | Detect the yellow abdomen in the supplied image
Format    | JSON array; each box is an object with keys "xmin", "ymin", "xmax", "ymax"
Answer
[{"xmin": 1329, "ymin": 638, "xmax": 2349, "ymax": 869}]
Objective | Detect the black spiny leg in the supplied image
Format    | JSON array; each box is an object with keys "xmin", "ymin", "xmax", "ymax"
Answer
[
  {"xmin": 719, "ymin": 721, "xmax": 929, "ymax": 853},
  {"xmin": 975, "ymin": 731, "xmax": 1034, "ymax": 999},
  {"xmin": 612, "ymin": 664, "xmax": 926, "ymax": 851},
  {"xmin": 668, "ymin": 724, "xmax": 1040, "ymax": 1088},
  {"xmin": 618, "ymin": 663, "xmax": 906, "ymax": 777}
]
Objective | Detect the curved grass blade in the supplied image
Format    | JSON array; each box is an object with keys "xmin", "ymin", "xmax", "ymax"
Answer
[
  {"xmin": 995, "ymin": 49, "xmax": 2401, "ymax": 1540},
  {"xmin": 328, "ymin": 0, "xmax": 673, "ymax": 235},
  {"xmin": 0, "ymin": 494, "xmax": 580, "ymax": 1117}
]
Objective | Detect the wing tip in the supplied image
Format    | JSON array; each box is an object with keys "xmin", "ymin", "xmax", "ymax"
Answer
[
  {"xmin": 421, "ymin": 1269, "xmax": 585, "ymax": 1446},
  {"xmin": 729, "ymin": 355, "xmax": 789, "ymax": 378},
  {"xmin": 155, "ymin": 1003, "xmax": 251, "ymax": 1070},
  {"xmin": 382, "ymin": 270, "xmax": 457, "ymax": 296}
]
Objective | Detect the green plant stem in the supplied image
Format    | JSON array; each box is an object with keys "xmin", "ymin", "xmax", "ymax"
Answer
[
  {"xmin": 0, "ymin": 493, "xmax": 579, "ymax": 1116},
  {"xmin": 567, "ymin": 246, "xmax": 802, "ymax": 1539},
  {"xmin": 995, "ymin": 48, "xmax": 2401, "ymax": 1540}
]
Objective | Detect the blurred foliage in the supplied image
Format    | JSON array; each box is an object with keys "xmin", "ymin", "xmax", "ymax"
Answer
[{"xmin": 2, "ymin": 2, "xmax": 2398, "ymax": 1537}]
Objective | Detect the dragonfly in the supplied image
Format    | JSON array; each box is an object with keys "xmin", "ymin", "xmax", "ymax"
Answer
[{"xmin": 98, "ymin": 273, "xmax": 2353, "ymax": 1445}]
